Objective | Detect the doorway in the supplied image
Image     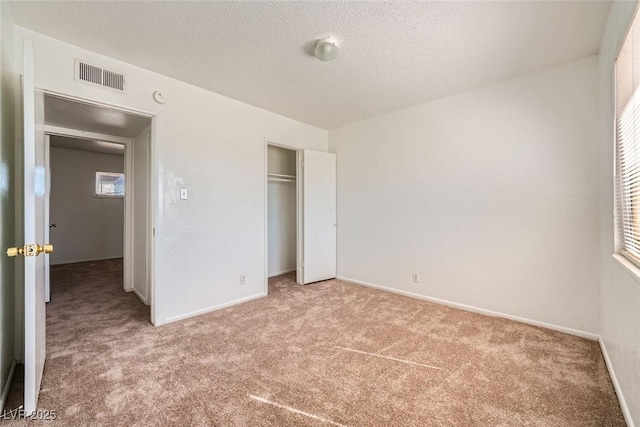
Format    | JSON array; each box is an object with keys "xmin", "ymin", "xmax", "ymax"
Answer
[
  {"xmin": 265, "ymin": 142, "xmax": 338, "ymax": 291},
  {"xmin": 43, "ymin": 93, "xmax": 153, "ymax": 314},
  {"xmin": 266, "ymin": 144, "xmax": 300, "ymax": 290}
]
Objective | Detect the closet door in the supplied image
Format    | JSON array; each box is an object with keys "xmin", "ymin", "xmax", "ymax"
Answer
[{"xmin": 302, "ymin": 150, "xmax": 336, "ymax": 284}]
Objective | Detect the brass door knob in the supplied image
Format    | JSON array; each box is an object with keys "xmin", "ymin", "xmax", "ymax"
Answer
[
  {"xmin": 6, "ymin": 244, "xmax": 54, "ymax": 257},
  {"xmin": 38, "ymin": 244, "xmax": 54, "ymax": 255},
  {"xmin": 6, "ymin": 247, "xmax": 24, "ymax": 257}
]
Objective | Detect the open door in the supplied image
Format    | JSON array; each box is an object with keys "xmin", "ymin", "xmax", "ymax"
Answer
[
  {"xmin": 5, "ymin": 39, "xmax": 51, "ymax": 415},
  {"xmin": 302, "ymin": 150, "xmax": 336, "ymax": 284}
]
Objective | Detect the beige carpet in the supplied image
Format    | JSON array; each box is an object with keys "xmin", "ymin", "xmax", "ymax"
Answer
[{"xmin": 4, "ymin": 259, "xmax": 624, "ymax": 426}]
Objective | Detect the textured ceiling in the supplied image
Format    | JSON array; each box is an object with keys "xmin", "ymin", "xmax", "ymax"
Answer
[{"xmin": 12, "ymin": 1, "xmax": 611, "ymax": 129}]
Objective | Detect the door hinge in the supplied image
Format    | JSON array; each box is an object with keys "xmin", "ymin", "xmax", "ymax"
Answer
[
  {"xmin": 153, "ymin": 228, "xmax": 156, "ymax": 237},
  {"xmin": 301, "ymin": 161, "xmax": 304, "ymax": 169},
  {"xmin": 301, "ymin": 260, "xmax": 304, "ymax": 268}
]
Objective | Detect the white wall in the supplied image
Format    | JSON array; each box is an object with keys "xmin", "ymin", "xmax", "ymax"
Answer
[
  {"xmin": 133, "ymin": 125, "xmax": 150, "ymax": 303},
  {"xmin": 49, "ymin": 147, "xmax": 124, "ymax": 265},
  {"xmin": 15, "ymin": 27, "xmax": 328, "ymax": 324},
  {"xmin": 0, "ymin": 0, "xmax": 16, "ymax": 409},
  {"xmin": 329, "ymin": 56, "xmax": 600, "ymax": 336},
  {"xmin": 267, "ymin": 146, "xmax": 296, "ymax": 277},
  {"xmin": 598, "ymin": 1, "xmax": 640, "ymax": 425}
]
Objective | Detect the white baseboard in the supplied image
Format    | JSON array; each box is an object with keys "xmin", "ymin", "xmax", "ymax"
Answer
[
  {"xmin": 337, "ymin": 276, "xmax": 599, "ymax": 341},
  {"xmin": 159, "ymin": 292, "xmax": 267, "ymax": 325},
  {"xmin": 268, "ymin": 268, "xmax": 296, "ymax": 278},
  {"xmin": 0, "ymin": 360, "xmax": 17, "ymax": 412},
  {"xmin": 599, "ymin": 338, "xmax": 635, "ymax": 427},
  {"xmin": 51, "ymin": 256, "xmax": 123, "ymax": 266}
]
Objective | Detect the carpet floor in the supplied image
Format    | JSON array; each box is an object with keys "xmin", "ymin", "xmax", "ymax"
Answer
[{"xmin": 3, "ymin": 259, "xmax": 624, "ymax": 426}]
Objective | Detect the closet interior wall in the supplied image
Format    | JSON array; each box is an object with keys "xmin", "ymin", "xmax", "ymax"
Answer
[{"xmin": 267, "ymin": 145, "xmax": 297, "ymax": 278}]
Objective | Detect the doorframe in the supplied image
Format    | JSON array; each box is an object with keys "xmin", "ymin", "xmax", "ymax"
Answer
[
  {"xmin": 44, "ymin": 135, "xmax": 50, "ymax": 302},
  {"xmin": 264, "ymin": 139, "xmax": 304, "ymax": 295},
  {"xmin": 39, "ymin": 90, "xmax": 159, "ymax": 325}
]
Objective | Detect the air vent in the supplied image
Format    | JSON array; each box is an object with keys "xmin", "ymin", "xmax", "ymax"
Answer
[{"xmin": 75, "ymin": 60, "xmax": 125, "ymax": 92}]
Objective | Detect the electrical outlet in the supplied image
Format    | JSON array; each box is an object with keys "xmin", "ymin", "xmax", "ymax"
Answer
[
  {"xmin": 412, "ymin": 273, "xmax": 420, "ymax": 283},
  {"xmin": 240, "ymin": 274, "xmax": 247, "ymax": 285}
]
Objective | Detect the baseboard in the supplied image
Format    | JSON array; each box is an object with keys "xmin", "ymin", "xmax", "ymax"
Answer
[
  {"xmin": 599, "ymin": 338, "xmax": 635, "ymax": 427},
  {"xmin": 159, "ymin": 292, "xmax": 267, "ymax": 325},
  {"xmin": 0, "ymin": 360, "xmax": 17, "ymax": 412},
  {"xmin": 51, "ymin": 256, "xmax": 123, "ymax": 266},
  {"xmin": 337, "ymin": 276, "xmax": 599, "ymax": 341},
  {"xmin": 268, "ymin": 268, "xmax": 296, "ymax": 278}
]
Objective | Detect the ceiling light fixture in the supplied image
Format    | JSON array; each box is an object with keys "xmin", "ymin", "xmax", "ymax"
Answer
[{"xmin": 314, "ymin": 37, "xmax": 339, "ymax": 62}]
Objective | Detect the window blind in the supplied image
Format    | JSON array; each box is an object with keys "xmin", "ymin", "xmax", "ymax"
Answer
[
  {"xmin": 616, "ymin": 17, "xmax": 640, "ymax": 261},
  {"xmin": 95, "ymin": 171, "xmax": 125, "ymax": 197}
]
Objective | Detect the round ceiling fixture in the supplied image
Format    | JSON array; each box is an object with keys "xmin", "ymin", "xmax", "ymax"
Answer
[{"xmin": 314, "ymin": 37, "xmax": 339, "ymax": 62}]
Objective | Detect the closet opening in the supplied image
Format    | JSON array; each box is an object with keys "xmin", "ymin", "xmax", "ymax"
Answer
[{"xmin": 266, "ymin": 143, "xmax": 301, "ymax": 292}]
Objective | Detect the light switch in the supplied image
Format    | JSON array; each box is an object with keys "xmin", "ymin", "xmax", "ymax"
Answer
[{"xmin": 180, "ymin": 188, "xmax": 188, "ymax": 200}]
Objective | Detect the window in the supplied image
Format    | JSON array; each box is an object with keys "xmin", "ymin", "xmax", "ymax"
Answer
[
  {"xmin": 615, "ymin": 16, "xmax": 640, "ymax": 265},
  {"xmin": 95, "ymin": 171, "xmax": 125, "ymax": 197}
]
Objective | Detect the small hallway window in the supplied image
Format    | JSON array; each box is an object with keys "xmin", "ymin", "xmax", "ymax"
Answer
[{"xmin": 95, "ymin": 171, "xmax": 125, "ymax": 197}]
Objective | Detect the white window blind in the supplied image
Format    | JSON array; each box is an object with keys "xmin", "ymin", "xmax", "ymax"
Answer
[
  {"xmin": 95, "ymin": 171, "xmax": 125, "ymax": 197},
  {"xmin": 616, "ymin": 16, "xmax": 640, "ymax": 262}
]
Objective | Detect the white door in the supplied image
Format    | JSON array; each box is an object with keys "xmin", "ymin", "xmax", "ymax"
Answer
[
  {"xmin": 22, "ymin": 39, "xmax": 48, "ymax": 415},
  {"xmin": 302, "ymin": 150, "xmax": 336, "ymax": 284}
]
